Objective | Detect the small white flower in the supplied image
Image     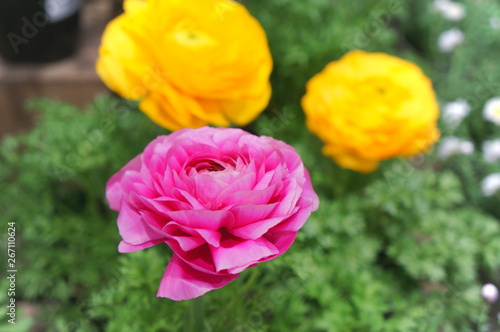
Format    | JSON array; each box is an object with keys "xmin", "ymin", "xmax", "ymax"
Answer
[
  {"xmin": 490, "ymin": 16, "xmax": 500, "ymax": 30},
  {"xmin": 433, "ymin": 0, "xmax": 466, "ymax": 21},
  {"xmin": 460, "ymin": 141, "xmax": 474, "ymax": 155},
  {"xmin": 481, "ymin": 173, "xmax": 500, "ymax": 197},
  {"xmin": 481, "ymin": 283, "xmax": 499, "ymax": 303},
  {"xmin": 483, "ymin": 139, "xmax": 500, "ymax": 163},
  {"xmin": 442, "ymin": 99, "xmax": 471, "ymax": 127},
  {"xmin": 438, "ymin": 28, "xmax": 464, "ymax": 52},
  {"xmin": 438, "ymin": 136, "xmax": 474, "ymax": 159},
  {"xmin": 483, "ymin": 97, "xmax": 500, "ymax": 125}
]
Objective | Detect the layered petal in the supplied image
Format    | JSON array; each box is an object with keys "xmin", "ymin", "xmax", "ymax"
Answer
[
  {"xmin": 96, "ymin": 0, "xmax": 272, "ymax": 130},
  {"xmin": 302, "ymin": 50, "xmax": 439, "ymax": 173},
  {"xmin": 96, "ymin": 14, "xmax": 152, "ymax": 100},
  {"xmin": 157, "ymin": 254, "xmax": 239, "ymax": 301},
  {"xmin": 106, "ymin": 127, "xmax": 319, "ymax": 300},
  {"xmin": 210, "ymin": 237, "xmax": 279, "ymax": 273},
  {"xmin": 117, "ymin": 204, "xmax": 165, "ymax": 245},
  {"xmin": 118, "ymin": 239, "xmax": 164, "ymax": 253},
  {"xmin": 106, "ymin": 155, "xmax": 142, "ymax": 210}
]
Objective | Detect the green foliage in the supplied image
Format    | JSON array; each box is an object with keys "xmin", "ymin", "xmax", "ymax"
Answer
[
  {"xmin": 0, "ymin": 97, "xmax": 165, "ymax": 329},
  {"xmin": 88, "ymin": 248, "xmax": 188, "ymax": 332},
  {"xmin": 1, "ymin": 0, "xmax": 499, "ymax": 331}
]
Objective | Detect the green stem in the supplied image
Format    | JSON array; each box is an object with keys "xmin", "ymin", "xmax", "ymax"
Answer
[
  {"xmin": 219, "ymin": 267, "xmax": 261, "ymax": 329},
  {"xmin": 240, "ymin": 267, "xmax": 261, "ymax": 296},
  {"xmin": 185, "ymin": 296, "xmax": 205, "ymax": 332}
]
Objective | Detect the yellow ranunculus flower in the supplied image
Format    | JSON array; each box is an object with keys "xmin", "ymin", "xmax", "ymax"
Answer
[
  {"xmin": 96, "ymin": 0, "xmax": 272, "ymax": 130},
  {"xmin": 301, "ymin": 50, "xmax": 440, "ymax": 173}
]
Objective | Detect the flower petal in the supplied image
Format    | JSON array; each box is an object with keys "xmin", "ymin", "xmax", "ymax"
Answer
[
  {"xmin": 163, "ymin": 221, "xmax": 222, "ymax": 248},
  {"xmin": 168, "ymin": 210, "xmax": 234, "ymax": 230},
  {"xmin": 230, "ymin": 203, "xmax": 277, "ymax": 228},
  {"xmin": 106, "ymin": 155, "xmax": 142, "ymax": 210},
  {"xmin": 157, "ymin": 254, "xmax": 239, "ymax": 301},
  {"xmin": 210, "ymin": 237, "xmax": 279, "ymax": 273},
  {"xmin": 118, "ymin": 239, "xmax": 163, "ymax": 253},
  {"xmin": 231, "ymin": 216, "xmax": 285, "ymax": 240},
  {"xmin": 263, "ymin": 231, "xmax": 298, "ymax": 256},
  {"xmin": 96, "ymin": 14, "xmax": 150, "ymax": 100},
  {"xmin": 117, "ymin": 203, "xmax": 165, "ymax": 245}
]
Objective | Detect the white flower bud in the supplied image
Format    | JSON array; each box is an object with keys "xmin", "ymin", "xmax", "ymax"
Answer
[
  {"xmin": 481, "ymin": 174, "xmax": 500, "ymax": 197},
  {"xmin": 481, "ymin": 283, "xmax": 499, "ymax": 303},
  {"xmin": 442, "ymin": 99, "xmax": 470, "ymax": 128},
  {"xmin": 483, "ymin": 140, "xmax": 500, "ymax": 163},
  {"xmin": 483, "ymin": 97, "xmax": 500, "ymax": 125},
  {"xmin": 438, "ymin": 28, "xmax": 464, "ymax": 52},
  {"xmin": 438, "ymin": 137, "xmax": 474, "ymax": 159},
  {"xmin": 433, "ymin": 0, "xmax": 466, "ymax": 21}
]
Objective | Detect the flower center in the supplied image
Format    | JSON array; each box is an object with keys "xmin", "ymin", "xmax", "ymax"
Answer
[
  {"xmin": 493, "ymin": 107, "xmax": 500, "ymax": 117},
  {"xmin": 172, "ymin": 21, "xmax": 216, "ymax": 48},
  {"xmin": 193, "ymin": 160, "xmax": 226, "ymax": 173},
  {"xmin": 204, "ymin": 162, "xmax": 225, "ymax": 172}
]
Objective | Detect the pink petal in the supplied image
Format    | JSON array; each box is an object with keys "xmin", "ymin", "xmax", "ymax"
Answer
[
  {"xmin": 163, "ymin": 221, "xmax": 222, "ymax": 248},
  {"xmin": 216, "ymin": 172, "xmax": 257, "ymax": 200},
  {"xmin": 231, "ymin": 216, "xmax": 285, "ymax": 239},
  {"xmin": 140, "ymin": 210, "xmax": 171, "ymax": 231},
  {"xmin": 157, "ymin": 254, "xmax": 239, "ymax": 301},
  {"xmin": 171, "ymin": 188, "xmax": 206, "ymax": 210},
  {"xmin": 165, "ymin": 146, "xmax": 190, "ymax": 170},
  {"xmin": 168, "ymin": 210, "xmax": 234, "ymax": 230},
  {"xmin": 118, "ymin": 239, "xmax": 164, "ymax": 253},
  {"xmin": 106, "ymin": 155, "xmax": 142, "ymax": 210},
  {"xmin": 166, "ymin": 241, "xmax": 217, "ymax": 274},
  {"xmin": 142, "ymin": 136, "xmax": 172, "ymax": 169},
  {"xmin": 212, "ymin": 128, "xmax": 247, "ymax": 145},
  {"xmin": 264, "ymin": 150, "xmax": 281, "ymax": 172},
  {"xmin": 224, "ymin": 184, "xmax": 277, "ymax": 206},
  {"xmin": 172, "ymin": 169, "xmax": 192, "ymax": 192},
  {"xmin": 117, "ymin": 204, "xmax": 165, "ymax": 245},
  {"xmin": 230, "ymin": 203, "xmax": 277, "ymax": 227},
  {"xmin": 262, "ymin": 231, "xmax": 298, "ymax": 256},
  {"xmin": 192, "ymin": 173, "xmax": 228, "ymax": 203},
  {"xmin": 129, "ymin": 181, "xmax": 156, "ymax": 199},
  {"xmin": 253, "ymin": 170, "xmax": 275, "ymax": 190},
  {"xmin": 274, "ymin": 179, "xmax": 301, "ymax": 216},
  {"xmin": 149, "ymin": 155, "xmax": 166, "ymax": 182},
  {"xmin": 302, "ymin": 169, "xmax": 320, "ymax": 211},
  {"xmin": 129, "ymin": 193, "xmax": 175, "ymax": 215},
  {"xmin": 169, "ymin": 235, "xmax": 206, "ymax": 252},
  {"xmin": 178, "ymin": 141, "xmax": 220, "ymax": 158},
  {"xmin": 210, "ymin": 237, "xmax": 279, "ymax": 273},
  {"xmin": 270, "ymin": 198, "xmax": 318, "ymax": 233}
]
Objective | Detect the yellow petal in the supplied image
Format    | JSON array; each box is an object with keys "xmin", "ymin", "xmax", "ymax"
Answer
[
  {"xmin": 123, "ymin": 0, "xmax": 148, "ymax": 13},
  {"xmin": 96, "ymin": 14, "xmax": 151, "ymax": 100},
  {"xmin": 198, "ymin": 82, "xmax": 272, "ymax": 126},
  {"xmin": 302, "ymin": 50, "xmax": 440, "ymax": 173},
  {"xmin": 139, "ymin": 84, "xmax": 210, "ymax": 131},
  {"xmin": 96, "ymin": 0, "xmax": 272, "ymax": 130},
  {"xmin": 324, "ymin": 147, "xmax": 379, "ymax": 173}
]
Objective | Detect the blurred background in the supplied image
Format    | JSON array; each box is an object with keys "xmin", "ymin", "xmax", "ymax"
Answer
[
  {"xmin": 1, "ymin": 0, "xmax": 499, "ymax": 331},
  {"xmin": 0, "ymin": 0, "xmax": 121, "ymax": 138}
]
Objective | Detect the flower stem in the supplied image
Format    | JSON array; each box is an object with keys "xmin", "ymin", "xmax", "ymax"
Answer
[
  {"xmin": 240, "ymin": 267, "xmax": 261, "ymax": 296},
  {"xmin": 185, "ymin": 296, "xmax": 205, "ymax": 332},
  {"xmin": 220, "ymin": 267, "xmax": 261, "ymax": 329}
]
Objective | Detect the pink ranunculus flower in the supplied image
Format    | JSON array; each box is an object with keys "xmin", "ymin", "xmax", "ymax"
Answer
[{"xmin": 106, "ymin": 127, "xmax": 319, "ymax": 301}]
